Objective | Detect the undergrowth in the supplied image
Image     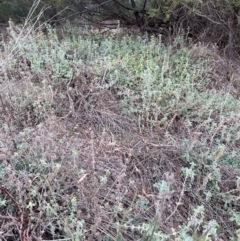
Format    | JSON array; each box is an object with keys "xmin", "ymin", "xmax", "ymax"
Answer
[{"xmin": 0, "ymin": 21, "xmax": 240, "ymax": 240}]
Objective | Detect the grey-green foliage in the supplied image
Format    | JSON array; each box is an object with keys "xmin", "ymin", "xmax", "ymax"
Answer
[
  {"xmin": 116, "ymin": 36, "xmax": 239, "ymax": 126},
  {"xmin": 6, "ymin": 23, "xmax": 240, "ymax": 169},
  {"xmin": 7, "ymin": 24, "xmax": 240, "ymax": 126}
]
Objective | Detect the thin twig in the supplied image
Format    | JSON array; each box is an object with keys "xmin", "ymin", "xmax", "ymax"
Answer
[{"xmin": 0, "ymin": 185, "xmax": 29, "ymax": 241}]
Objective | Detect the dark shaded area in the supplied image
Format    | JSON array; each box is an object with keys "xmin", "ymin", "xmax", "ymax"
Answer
[{"xmin": 1, "ymin": 0, "xmax": 240, "ymax": 58}]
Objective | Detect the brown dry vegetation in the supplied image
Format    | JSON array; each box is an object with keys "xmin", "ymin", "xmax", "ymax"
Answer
[{"xmin": 1, "ymin": 21, "xmax": 240, "ymax": 241}]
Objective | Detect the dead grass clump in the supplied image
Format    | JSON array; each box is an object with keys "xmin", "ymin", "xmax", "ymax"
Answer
[{"xmin": 190, "ymin": 43, "xmax": 240, "ymax": 98}]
